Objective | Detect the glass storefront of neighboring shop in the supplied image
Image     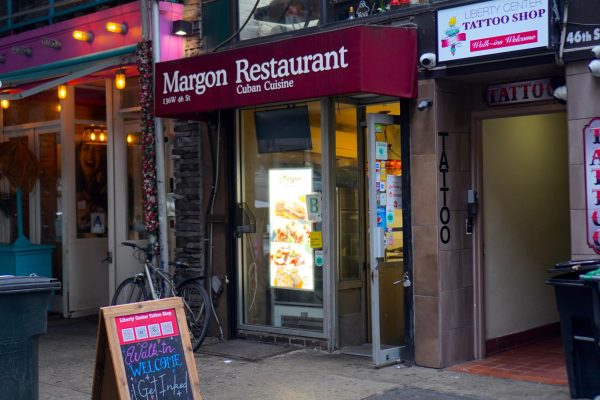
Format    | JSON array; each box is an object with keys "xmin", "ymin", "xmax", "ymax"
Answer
[{"xmin": 0, "ymin": 77, "xmax": 157, "ymax": 316}]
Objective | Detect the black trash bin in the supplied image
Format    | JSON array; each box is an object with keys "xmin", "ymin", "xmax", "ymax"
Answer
[
  {"xmin": 547, "ymin": 260, "xmax": 600, "ymax": 399},
  {"xmin": 0, "ymin": 275, "xmax": 60, "ymax": 400}
]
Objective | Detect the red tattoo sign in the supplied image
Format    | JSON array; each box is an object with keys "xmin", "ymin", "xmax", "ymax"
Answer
[
  {"xmin": 154, "ymin": 26, "xmax": 417, "ymax": 117},
  {"xmin": 584, "ymin": 118, "xmax": 600, "ymax": 253}
]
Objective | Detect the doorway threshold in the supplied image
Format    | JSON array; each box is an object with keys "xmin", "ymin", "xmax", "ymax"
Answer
[{"xmin": 339, "ymin": 343, "xmax": 372, "ymax": 357}]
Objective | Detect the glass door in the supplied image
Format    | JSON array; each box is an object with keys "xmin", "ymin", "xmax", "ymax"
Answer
[{"xmin": 366, "ymin": 113, "xmax": 406, "ymax": 366}]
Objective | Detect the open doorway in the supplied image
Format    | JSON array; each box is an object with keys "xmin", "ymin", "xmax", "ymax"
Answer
[
  {"xmin": 465, "ymin": 112, "xmax": 570, "ymax": 381},
  {"xmin": 335, "ymin": 101, "xmax": 411, "ymax": 366}
]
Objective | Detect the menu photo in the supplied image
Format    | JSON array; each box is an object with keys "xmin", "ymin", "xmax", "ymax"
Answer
[{"xmin": 269, "ymin": 168, "xmax": 314, "ymax": 290}]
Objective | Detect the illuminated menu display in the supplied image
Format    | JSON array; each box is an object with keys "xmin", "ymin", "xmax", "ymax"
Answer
[{"xmin": 269, "ymin": 168, "xmax": 314, "ymax": 290}]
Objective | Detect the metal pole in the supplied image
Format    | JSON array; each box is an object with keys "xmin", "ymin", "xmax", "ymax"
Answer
[
  {"xmin": 151, "ymin": 0, "xmax": 170, "ymax": 272},
  {"xmin": 140, "ymin": 0, "xmax": 150, "ymax": 41}
]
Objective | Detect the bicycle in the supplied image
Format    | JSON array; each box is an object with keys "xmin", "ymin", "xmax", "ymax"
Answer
[{"xmin": 111, "ymin": 241, "xmax": 211, "ymax": 351}]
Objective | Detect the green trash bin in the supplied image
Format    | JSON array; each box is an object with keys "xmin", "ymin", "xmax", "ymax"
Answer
[
  {"xmin": 547, "ymin": 259, "xmax": 600, "ymax": 399},
  {"xmin": 0, "ymin": 275, "xmax": 60, "ymax": 400}
]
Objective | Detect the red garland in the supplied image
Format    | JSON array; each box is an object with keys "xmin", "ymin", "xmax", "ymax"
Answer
[{"xmin": 136, "ymin": 40, "xmax": 159, "ymax": 239}]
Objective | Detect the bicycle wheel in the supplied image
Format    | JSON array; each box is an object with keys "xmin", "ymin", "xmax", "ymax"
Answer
[
  {"xmin": 112, "ymin": 277, "xmax": 148, "ymax": 305},
  {"xmin": 177, "ymin": 280, "xmax": 211, "ymax": 351}
]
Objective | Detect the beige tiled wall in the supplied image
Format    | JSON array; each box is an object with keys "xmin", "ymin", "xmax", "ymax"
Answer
[
  {"xmin": 567, "ymin": 61, "xmax": 600, "ymax": 259},
  {"xmin": 411, "ymin": 79, "xmax": 475, "ymax": 368},
  {"xmin": 411, "ymin": 80, "xmax": 441, "ymax": 367}
]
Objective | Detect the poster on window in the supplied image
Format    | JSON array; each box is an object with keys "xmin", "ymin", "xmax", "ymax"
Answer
[
  {"xmin": 76, "ymin": 139, "xmax": 108, "ymax": 238},
  {"xmin": 269, "ymin": 168, "xmax": 314, "ymax": 290}
]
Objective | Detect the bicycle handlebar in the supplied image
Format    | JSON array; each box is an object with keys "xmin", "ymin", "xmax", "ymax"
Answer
[
  {"xmin": 169, "ymin": 260, "xmax": 190, "ymax": 268},
  {"xmin": 122, "ymin": 242, "xmax": 190, "ymax": 269}
]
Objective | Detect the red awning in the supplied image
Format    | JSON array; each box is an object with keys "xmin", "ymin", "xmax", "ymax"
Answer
[{"xmin": 154, "ymin": 25, "xmax": 417, "ymax": 118}]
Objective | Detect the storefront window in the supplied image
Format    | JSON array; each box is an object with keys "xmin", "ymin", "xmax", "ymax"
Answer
[
  {"xmin": 126, "ymin": 131, "xmax": 147, "ymax": 240},
  {"xmin": 2, "ymin": 92, "xmax": 60, "ymax": 126},
  {"xmin": 8, "ymin": 136, "xmax": 31, "ymax": 241},
  {"xmin": 238, "ymin": 101, "xmax": 323, "ymax": 332},
  {"xmin": 75, "ymin": 83, "xmax": 107, "ymax": 121},
  {"xmin": 239, "ymin": 0, "xmax": 320, "ymax": 40},
  {"xmin": 39, "ymin": 131, "xmax": 63, "ymax": 283},
  {"xmin": 75, "ymin": 124, "xmax": 108, "ymax": 238},
  {"xmin": 330, "ymin": 0, "xmax": 428, "ymax": 23},
  {"xmin": 335, "ymin": 103, "xmax": 360, "ymax": 280},
  {"xmin": 120, "ymin": 79, "xmax": 141, "ymax": 110}
]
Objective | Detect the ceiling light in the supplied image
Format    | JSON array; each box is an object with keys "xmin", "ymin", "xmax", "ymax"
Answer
[
  {"xmin": 72, "ymin": 30, "xmax": 94, "ymax": 43},
  {"xmin": 1, "ymin": 100, "xmax": 9, "ymax": 109},
  {"xmin": 58, "ymin": 84, "xmax": 67, "ymax": 100},
  {"xmin": 172, "ymin": 20, "xmax": 193, "ymax": 36},
  {"xmin": 115, "ymin": 68, "xmax": 126, "ymax": 90},
  {"xmin": 105, "ymin": 22, "xmax": 127, "ymax": 35}
]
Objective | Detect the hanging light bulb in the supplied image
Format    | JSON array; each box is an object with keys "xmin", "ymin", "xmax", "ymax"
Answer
[
  {"xmin": 126, "ymin": 134, "xmax": 133, "ymax": 144},
  {"xmin": 58, "ymin": 84, "xmax": 67, "ymax": 100},
  {"xmin": 56, "ymin": 104, "xmax": 61, "ymax": 112},
  {"xmin": 1, "ymin": 99, "xmax": 9, "ymax": 109},
  {"xmin": 115, "ymin": 68, "xmax": 126, "ymax": 90},
  {"xmin": 99, "ymin": 132, "xmax": 106, "ymax": 142},
  {"xmin": 90, "ymin": 132, "xmax": 97, "ymax": 141}
]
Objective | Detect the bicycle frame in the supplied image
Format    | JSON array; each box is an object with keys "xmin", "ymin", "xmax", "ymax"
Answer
[{"xmin": 143, "ymin": 261, "xmax": 176, "ymax": 300}]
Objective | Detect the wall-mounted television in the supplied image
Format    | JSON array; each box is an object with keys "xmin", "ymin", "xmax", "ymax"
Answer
[{"xmin": 255, "ymin": 106, "xmax": 313, "ymax": 154}]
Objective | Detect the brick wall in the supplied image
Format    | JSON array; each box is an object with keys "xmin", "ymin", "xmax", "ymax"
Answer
[{"xmin": 173, "ymin": 120, "xmax": 205, "ymax": 278}]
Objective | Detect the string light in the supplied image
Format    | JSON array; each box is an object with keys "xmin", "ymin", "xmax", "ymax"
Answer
[
  {"xmin": 115, "ymin": 68, "xmax": 126, "ymax": 90},
  {"xmin": 58, "ymin": 84, "xmax": 67, "ymax": 100}
]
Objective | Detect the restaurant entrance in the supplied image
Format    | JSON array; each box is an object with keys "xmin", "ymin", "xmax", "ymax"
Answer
[{"xmin": 335, "ymin": 102, "xmax": 411, "ymax": 366}]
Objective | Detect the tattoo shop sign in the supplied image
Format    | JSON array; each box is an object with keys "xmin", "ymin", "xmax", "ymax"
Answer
[
  {"xmin": 584, "ymin": 118, "xmax": 600, "ymax": 254},
  {"xmin": 485, "ymin": 78, "xmax": 554, "ymax": 106},
  {"xmin": 437, "ymin": 0, "xmax": 549, "ymax": 62}
]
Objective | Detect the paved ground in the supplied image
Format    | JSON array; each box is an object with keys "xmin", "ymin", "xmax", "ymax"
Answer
[{"xmin": 38, "ymin": 316, "xmax": 572, "ymax": 400}]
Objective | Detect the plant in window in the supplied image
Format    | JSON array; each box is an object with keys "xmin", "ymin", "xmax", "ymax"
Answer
[{"xmin": 0, "ymin": 140, "xmax": 41, "ymax": 245}]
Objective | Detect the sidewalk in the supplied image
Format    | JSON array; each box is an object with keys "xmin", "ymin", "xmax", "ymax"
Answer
[{"xmin": 39, "ymin": 316, "xmax": 571, "ymax": 400}]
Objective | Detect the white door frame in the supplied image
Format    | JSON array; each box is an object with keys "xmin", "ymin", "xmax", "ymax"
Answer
[{"xmin": 366, "ymin": 113, "xmax": 405, "ymax": 366}]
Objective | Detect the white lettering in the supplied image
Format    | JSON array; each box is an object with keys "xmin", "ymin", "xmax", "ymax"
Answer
[{"xmin": 163, "ymin": 71, "xmax": 179, "ymax": 94}]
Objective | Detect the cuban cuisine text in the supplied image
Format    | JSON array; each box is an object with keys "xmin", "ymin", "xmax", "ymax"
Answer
[{"xmin": 161, "ymin": 46, "xmax": 349, "ymax": 103}]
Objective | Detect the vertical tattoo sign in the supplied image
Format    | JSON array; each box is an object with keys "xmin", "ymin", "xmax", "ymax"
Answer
[
  {"xmin": 583, "ymin": 118, "xmax": 600, "ymax": 253},
  {"xmin": 439, "ymin": 132, "xmax": 451, "ymax": 244}
]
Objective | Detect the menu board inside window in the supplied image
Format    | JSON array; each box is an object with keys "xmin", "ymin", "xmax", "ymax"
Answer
[{"xmin": 269, "ymin": 168, "xmax": 314, "ymax": 290}]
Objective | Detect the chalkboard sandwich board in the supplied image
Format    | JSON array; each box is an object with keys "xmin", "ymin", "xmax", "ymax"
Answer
[{"xmin": 92, "ymin": 297, "xmax": 203, "ymax": 399}]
